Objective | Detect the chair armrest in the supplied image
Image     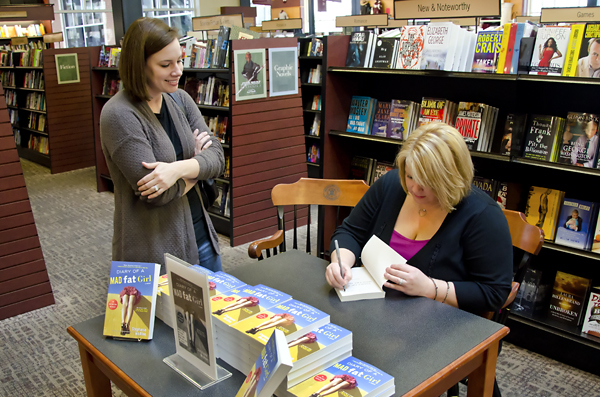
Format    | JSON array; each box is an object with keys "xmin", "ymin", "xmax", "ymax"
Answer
[
  {"xmin": 503, "ymin": 281, "xmax": 520, "ymax": 309},
  {"xmin": 248, "ymin": 230, "xmax": 284, "ymax": 259}
]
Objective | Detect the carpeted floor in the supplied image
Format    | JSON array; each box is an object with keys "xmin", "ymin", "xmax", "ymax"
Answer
[{"xmin": 1, "ymin": 159, "xmax": 599, "ymax": 396}]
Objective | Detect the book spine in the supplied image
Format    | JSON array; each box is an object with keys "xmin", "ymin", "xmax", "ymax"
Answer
[{"xmin": 496, "ymin": 23, "xmax": 512, "ymax": 74}]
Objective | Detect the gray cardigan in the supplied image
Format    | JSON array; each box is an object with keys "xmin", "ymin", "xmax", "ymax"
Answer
[{"xmin": 100, "ymin": 89, "xmax": 225, "ymax": 267}]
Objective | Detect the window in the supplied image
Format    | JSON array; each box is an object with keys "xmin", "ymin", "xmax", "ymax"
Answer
[
  {"xmin": 142, "ymin": 0, "xmax": 194, "ymax": 36},
  {"xmin": 527, "ymin": 0, "xmax": 589, "ymax": 16},
  {"xmin": 52, "ymin": 0, "xmax": 116, "ymax": 48},
  {"xmin": 312, "ymin": 0, "xmax": 352, "ymax": 36}
]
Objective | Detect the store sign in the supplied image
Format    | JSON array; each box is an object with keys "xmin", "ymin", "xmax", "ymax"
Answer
[
  {"xmin": 10, "ymin": 37, "xmax": 27, "ymax": 45},
  {"xmin": 515, "ymin": 15, "xmax": 540, "ymax": 23},
  {"xmin": 436, "ymin": 17, "xmax": 478, "ymax": 26},
  {"xmin": 541, "ymin": 7, "xmax": 600, "ymax": 23},
  {"xmin": 0, "ymin": 11, "xmax": 27, "ymax": 18},
  {"xmin": 394, "ymin": 0, "xmax": 500, "ymax": 19},
  {"xmin": 262, "ymin": 18, "xmax": 302, "ymax": 31},
  {"xmin": 55, "ymin": 53, "xmax": 80, "ymax": 85},
  {"xmin": 192, "ymin": 14, "xmax": 244, "ymax": 31},
  {"xmin": 336, "ymin": 14, "xmax": 389, "ymax": 27}
]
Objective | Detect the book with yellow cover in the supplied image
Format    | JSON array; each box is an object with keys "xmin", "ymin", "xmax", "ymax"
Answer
[
  {"xmin": 103, "ymin": 261, "xmax": 160, "ymax": 340},
  {"xmin": 563, "ymin": 24, "xmax": 586, "ymax": 77},
  {"xmin": 524, "ymin": 186, "xmax": 564, "ymax": 241},
  {"xmin": 496, "ymin": 23, "xmax": 512, "ymax": 74}
]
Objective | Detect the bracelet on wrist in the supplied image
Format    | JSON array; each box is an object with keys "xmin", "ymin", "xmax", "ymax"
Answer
[
  {"xmin": 442, "ymin": 281, "xmax": 450, "ymax": 304},
  {"xmin": 429, "ymin": 276, "xmax": 438, "ymax": 301}
]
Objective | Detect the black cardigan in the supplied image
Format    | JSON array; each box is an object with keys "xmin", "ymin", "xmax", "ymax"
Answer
[{"xmin": 330, "ymin": 170, "xmax": 513, "ymax": 313}]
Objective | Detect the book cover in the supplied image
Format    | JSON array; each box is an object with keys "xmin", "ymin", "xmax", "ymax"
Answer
[
  {"xmin": 518, "ymin": 37, "xmax": 536, "ymax": 74},
  {"xmin": 371, "ymin": 161, "xmax": 395, "ymax": 184},
  {"xmin": 310, "ymin": 38, "xmax": 324, "ymax": 57},
  {"xmin": 418, "ymin": 97, "xmax": 448, "ymax": 127},
  {"xmin": 103, "ymin": 261, "xmax": 160, "ymax": 340},
  {"xmin": 396, "ymin": 25, "xmax": 426, "ymax": 69},
  {"xmin": 455, "ymin": 102, "xmax": 486, "ymax": 150},
  {"xmin": 557, "ymin": 112, "xmax": 599, "ymax": 167},
  {"xmin": 496, "ymin": 23, "xmax": 512, "ymax": 74},
  {"xmin": 510, "ymin": 23, "xmax": 537, "ymax": 74},
  {"xmin": 420, "ymin": 22, "xmax": 458, "ymax": 71},
  {"xmin": 554, "ymin": 198, "xmax": 598, "ymax": 250},
  {"xmin": 348, "ymin": 156, "xmax": 375, "ymax": 184},
  {"xmin": 345, "ymin": 31, "xmax": 372, "ymax": 67},
  {"xmin": 232, "ymin": 299, "xmax": 330, "ymax": 348},
  {"xmin": 371, "ymin": 38, "xmax": 397, "ymax": 69},
  {"xmin": 529, "ymin": 26, "xmax": 571, "ymax": 76},
  {"xmin": 502, "ymin": 23, "xmax": 519, "ymax": 74},
  {"xmin": 472, "ymin": 30, "xmax": 503, "ymax": 73},
  {"xmin": 473, "ymin": 176, "xmax": 498, "ymax": 200},
  {"xmin": 388, "ymin": 99, "xmax": 413, "ymax": 140},
  {"xmin": 207, "ymin": 271, "xmax": 247, "ymax": 297},
  {"xmin": 371, "ymin": 101, "xmax": 391, "ymax": 137},
  {"xmin": 574, "ymin": 24, "xmax": 600, "ymax": 78},
  {"xmin": 524, "ymin": 186, "xmax": 564, "ymax": 241},
  {"xmin": 235, "ymin": 329, "xmax": 293, "ymax": 397},
  {"xmin": 211, "ymin": 284, "xmax": 292, "ymax": 326},
  {"xmin": 286, "ymin": 356, "xmax": 394, "ymax": 397},
  {"xmin": 522, "ymin": 114, "xmax": 564, "ymax": 162},
  {"xmin": 562, "ymin": 24, "xmax": 585, "ymax": 77},
  {"xmin": 548, "ymin": 271, "xmax": 591, "ymax": 326},
  {"xmin": 230, "ymin": 25, "xmax": 261, "ymax": 40},
  {"xmin": 346, "ymin": 96, "xmax": 373, "ymax": 134},
  {"xmin": 287, "ymin": 323, "xmax": 352, "ymax": 368},
  {"xmin": 581, "ymin": 286, "xmax": 600, "ymax": 338},
  {"xmin": 592, "ymin": 211, "xmax": 600, "ymax": 253}
]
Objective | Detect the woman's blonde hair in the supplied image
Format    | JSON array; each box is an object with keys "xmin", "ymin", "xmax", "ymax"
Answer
[{"xmin": 396, "ymin": 122, "xmax": 473, "ymax": 212}]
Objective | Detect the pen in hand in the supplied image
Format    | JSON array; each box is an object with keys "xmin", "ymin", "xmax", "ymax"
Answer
[{"xmin": 334, "ymin": 240, "xmax": 345, "ymax": 292}]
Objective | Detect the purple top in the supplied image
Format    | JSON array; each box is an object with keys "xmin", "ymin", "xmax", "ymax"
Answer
[{"xmin": 390, "ymin": 230, "xmax": 429, "ymax": 260}]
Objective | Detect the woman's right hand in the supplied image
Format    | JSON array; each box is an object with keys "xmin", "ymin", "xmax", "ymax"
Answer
[
  {"xmin": 193, "ymin": 129, "xmax": 212, "ymax": 155},
  {"xmin": 325, "ymin": 261, "xmax": 353, "ymax": 290}
]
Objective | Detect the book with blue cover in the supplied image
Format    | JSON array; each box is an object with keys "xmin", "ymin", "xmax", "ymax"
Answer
[
  {"xmin": 347, "ymin": 96, "xmax": 376, "ymax": 135},
  {"xmin": 472, "ymin": 30, "xmax": 503, "ymax": 73},
  {"xmin": 284, "ymin": 356, "xmax": 395, "ymax": 397},
  {"xmin": 554, "ymin": 197, "xmax": 598, "ymax": 250},
  {"xmin": 207, "ymin": 271, "xmax": 247, "ymax": 297},
  {"xmin": 103, "ymin": 261, "xmax": 160, "ymax": 340},
  {"xmin": 211, "ymin": 284, "xmax": 292, "ymax": 326},
  {"xmin": 235, "ymin": 329, "xmax": 293, "ymax": 397},
  {"xmin": 371, "ymin": 101, "xmax": 391, "ymax": 137}
]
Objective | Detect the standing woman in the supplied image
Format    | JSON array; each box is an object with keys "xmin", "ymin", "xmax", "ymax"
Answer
[
  {"xmin": 537, "ymin": 37, "xmax": 562, "ymax": 75},
  {"xmin": 100, "ymin": 18, "xmax": 225, "ymax": 271}
]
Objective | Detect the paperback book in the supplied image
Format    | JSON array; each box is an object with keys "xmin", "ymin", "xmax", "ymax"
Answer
[
  {"xmin": 207, "ymin": 271, "xmax": 247, "ymax": 297},
  {"xmin": 103, "ymin": 261, "xmax": 160, "ymax": 340},
  {"xmin": 554, "ymin": 198, "xmax": 598, "ymax": 250},
  {"xmin": 524, "ymin": 186, "xmax": 565, "ymax": 241},
  {"xmin": 282, "ymin": 356, "xmax": 395, "ymax": 397},
  {"xmin": 337, "ymin": 235, "xmax": 406, "ymax": 302},
  {"xmin": 235, "ymin": 329, "xmax": 293, "ymax": 397},
  {"xmin": 548, "ymin": 271, "xmax": 591, "ymax": 326}
]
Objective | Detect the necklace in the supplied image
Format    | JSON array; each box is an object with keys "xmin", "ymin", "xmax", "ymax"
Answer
[{"xmin": 418, "ymin": 208, "xmax": 427, "ymax": 217}]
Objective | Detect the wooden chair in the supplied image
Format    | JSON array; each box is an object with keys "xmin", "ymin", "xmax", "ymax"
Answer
[
  {"xmin": 449, "ymin": 209, "xmax": 544, "ymax": 397},
  {"xmin": 248, "ymin": 178, "xmax": 370, "ymax": 260}
]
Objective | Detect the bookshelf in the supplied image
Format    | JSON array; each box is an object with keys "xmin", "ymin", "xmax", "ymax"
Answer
[
  {"xmin": 91, "ymin": 37, "xmax": 308, "ymax": 246},
  {"xmin": 320, "ymin": 34, "xmax": 600, "ymax": 376}
]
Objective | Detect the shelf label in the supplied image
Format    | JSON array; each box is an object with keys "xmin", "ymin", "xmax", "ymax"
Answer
[
  {"xmin": 0, "ymin": 11, "xmax": 27, "ymax": 18},
  {"xmin": 436, "ymin": 17, "xmax": 478, "ymax": 25},
  {"xmin": 515, "ymin": 15, "xmax": 540, "ymax": 23},
  {"xmin": 43, "ymin": 32, "xmax": 63, "ymax": 43},
  {"xmin": 262, "ymin": 18, "xmax": 302, "ymax": 31},
  {"xmin": 191, "ymin": 14, "xmax": 243, "ymax": 31},
  {"xmin": 540, "ymin": 7, "xmax": 600, "ymax": 23},
  {"xmin": 55, "ymin": 53, "xmax": 80, "ymax": 85},
  {"xmin": 336, "ymin": 14, "xmax": 389, "ymax": 27},
  {"xmin": 379, "ymin": 18, "xmax": 408, "ymax": 28},
  {"xmin": 10, "ymin": 37, "xmax": 27, "ymax": 45},
  {"xmin": 394, "ymin": 0, "xmax": 499, "ymax": 19}
]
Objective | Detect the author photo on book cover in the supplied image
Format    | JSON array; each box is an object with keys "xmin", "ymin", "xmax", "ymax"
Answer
[
  {"xmin": 100, "ymin": 17, "xmax": 225, "ymax": 272},
  {"xmin": 576, "ymin": 38, "xmax": 600, "ymax": 78}
]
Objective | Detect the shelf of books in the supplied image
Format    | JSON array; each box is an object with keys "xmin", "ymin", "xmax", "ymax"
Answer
[{"xmin": 319, "ymin": 24, "xmax": 600, "ymax": 375}]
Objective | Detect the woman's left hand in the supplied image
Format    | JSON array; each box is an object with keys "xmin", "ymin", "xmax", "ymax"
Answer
[
  {"xmin": 138, "ymin": 161, "xmax": 182, "ymax": 198},
  {"xmin": 193, "ymin": 129, "xmax": 212, "ymax": 155},
  {"xmin": 383, "ymin": 262, "xmax": 433, "ymax": 298}
]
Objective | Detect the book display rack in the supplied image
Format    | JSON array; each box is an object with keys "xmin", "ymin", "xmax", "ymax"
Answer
[{"xmin": 320, "ymin": 33, "xmax": 600, "ymax": 376}]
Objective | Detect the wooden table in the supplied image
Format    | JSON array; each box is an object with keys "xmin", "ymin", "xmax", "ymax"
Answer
[{"xmin": 68, "ymin": 250, "xmax": 508, "ymax": 396}]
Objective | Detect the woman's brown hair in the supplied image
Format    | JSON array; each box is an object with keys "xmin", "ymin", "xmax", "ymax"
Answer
[{"xmin": 119, "ymin": 17, "xmax": 179, "ymax": 102}]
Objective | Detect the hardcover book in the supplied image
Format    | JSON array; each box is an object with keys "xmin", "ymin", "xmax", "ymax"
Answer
[
  {"xmin": 562, "ymin": 24, "xmax": 586, "ymax": 77},
  {"xmin": 554, "ymin": 198, "xmax": 598, "ymax": 250},
  {"xmin": 473, "ymin": 176, "xmax": 498, "ymax": 200},
  {"xmin": 418, "ymin": 97, "xmax": 449, "ymax": 127},
  {"xmin": 345, "ymin": 31, "xmax": 374, "ymax": 67},
  {"xmin": 346, "ymin": 96, "xmax": 375, "ymax": 135},
  {"xmin": 371, "ymin": 101, "xmax": 391, "ymax": 137},
  {"xmin": 371, "ymin": 161, "xmax": 395, "ymax": 184},
  {"xmin": 529, "ymin": 26, "xmax": 571, "ymax": 76},
  {"xmin": 388, "ymin": 99, "xmax": 415, "ymax": 139},
  {"xmin": 500, "ymin": 113, "xmax": 527, "ymax": 156},
  {"xmin": 548, "ymin": 271, "xmax": 591, "ymax": 326},
  {"xmin": 522, "ymin": 114, "xmax": 565, "ymax": 162},
  {"xmin": 371, "ymin": 38, "xmax": 398, "ymax": 69},
  {"xmin": 336, "ymin": 235, "xmax": 406, "ymax": 302},
  {"xmin": 455, "ymin": 102, "xmax": 486, "ymax": 150},
  {"xmin": 235, "ymin": 329, "xmax": 293, "ymax": 397},
  {"xmin": 524, "ymin": 186, "xmax": 565, "ymax": 241},
  {"xmin": 420, "ymin": 22, "xmax": 459, "ymax": 71},
  {"xmin": 103, "ymin": 261, "xmax": 160, "ymax": 340},
  {"xmin": 283, "ymin": 356, "xmax": 395, "ymax": 397},
  {"xmin": 396, "ymin": 25, "xmax": 426, "ymax": 69},
  {"xmin": 349, "ymin": 156, "xmax": 375, "ymax": 185},
  {"xmin": 472, "ymin": 29, "xmax": 503, "ymax": 73},
  {"xmin": 556, "ymin": 112, "xmax": 599, "ymax": 167},
  {"xmin": 574, "ymin": 24, "xmax": 600, "ymax": 78},
  {"xmin": 592, "ymin": 211, "xmax": 600, "ymax": 254},
  {"xmin": 581, "ymin": 286, "xmax": 600, "ymax": 338}
]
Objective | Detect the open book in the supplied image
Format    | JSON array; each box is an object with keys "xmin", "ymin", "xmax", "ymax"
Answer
[{"xmin": 336, "ymin": 235, "xmax": 407, "ymax": 302}]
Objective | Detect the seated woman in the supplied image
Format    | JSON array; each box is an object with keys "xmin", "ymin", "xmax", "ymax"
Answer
[{"xmin": 325, "ymin": 122, "xmax": 513, "ymax": 315}]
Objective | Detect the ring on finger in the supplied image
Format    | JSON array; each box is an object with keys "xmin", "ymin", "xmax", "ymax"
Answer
[
  {"xmin": 398, "ymin": 277, "xmax": 406, "ymax": 285},
  {"xmin": 154, "ymin": 185, "xmax": 159, "ymax": 192}
]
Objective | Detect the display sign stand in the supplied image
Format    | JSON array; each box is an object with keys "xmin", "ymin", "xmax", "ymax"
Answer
[{"xmin": 163, "ymin": 355, "xmax": 231, "ymax": 390}]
